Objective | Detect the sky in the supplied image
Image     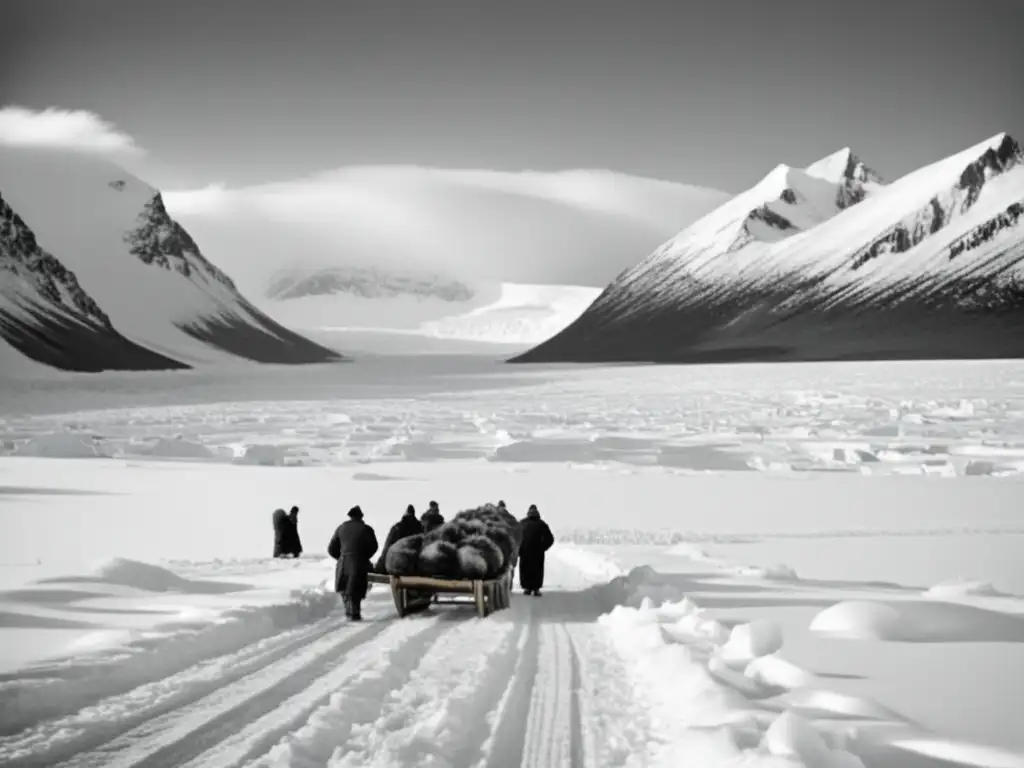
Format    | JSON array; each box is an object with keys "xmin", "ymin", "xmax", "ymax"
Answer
[{"xmin": 3, "ymin": 0, "xmax": 1024, "ymax": 192}]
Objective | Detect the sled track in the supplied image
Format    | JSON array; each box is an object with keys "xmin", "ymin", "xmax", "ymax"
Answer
[
  {"xmin": 5, "ymin": 594, "xmax": 604, "ymax": 768},
  {"xmin": 476, "ymin": 598, "xmax": 586, "ymax": 768},
  {"xmin": 0, "ymin": 607, "xmax": 361, "ymax": 766},
  {"xmin": 1, "ymin": 600, "xmax": 455, "ymax": 768},
  {"xmin": 181, "ymin": 612, "xmax": 462, "ymax": 768},
  {"xmin": 48, "ymin": 614, "xmax": 399, "ymax": 768}
]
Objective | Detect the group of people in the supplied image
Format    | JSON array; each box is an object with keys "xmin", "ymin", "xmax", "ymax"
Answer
[{"xmin": 271, "ymin": 500, "xmax": 555, "ymax": 621}]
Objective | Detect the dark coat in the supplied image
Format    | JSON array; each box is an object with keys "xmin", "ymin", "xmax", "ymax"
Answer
[
  {"xmin": 421, "ymin": 509, "xmax": 444, "ymax": 533},
  {"xmin": 283, "ymin": 514, "xmax": 303, "ymax": 557},
  {"xmin": 375, "ymin": 513, "xmax": 424, "ymax": 573},
  {"xmin": 272, "ymin": 509, "xmax": 292, "ymax": 558},
  {"xmin": 518, "ymin": 514, "xmax": 555, "ymax": 591},
  {"xmin": 327, "ymin": 519, "xmax": 379, "ymax": 600},
  {"xmin": 287, "ymin": 517, "xmax": 303, "ymax": 557}
]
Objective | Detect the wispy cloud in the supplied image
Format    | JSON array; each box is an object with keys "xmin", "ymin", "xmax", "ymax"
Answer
[
  {"xmin": 162, "ymin": 166, "xmax": 729, "ymax": 290},
  {"xmin": 0, "ymin": 106, "xmax": 144, "ymax": 155}
]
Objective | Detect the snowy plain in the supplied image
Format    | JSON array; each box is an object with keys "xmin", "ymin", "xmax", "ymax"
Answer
[{"xmin": 1, "ymin": 358, "xmax": 1023, "ymax": 767}]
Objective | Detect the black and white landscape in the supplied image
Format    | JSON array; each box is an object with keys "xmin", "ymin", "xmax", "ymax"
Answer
[{"xmin": 2, "ymin": 2, "xmax": 1023, "ymax": 767}]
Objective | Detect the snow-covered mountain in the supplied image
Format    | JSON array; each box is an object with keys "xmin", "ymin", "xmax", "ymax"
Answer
[
  {"xmin": 163, "ymin": 167, "xmax": 730, "ymax": 296},
  {"xmin": 0, "ymin": 191, "xmax": 190, "ymax": 372},
  {"xmin": 0, "ymin": 148, "xmax": 344, "ymax": 372},
  {"xmin": 512, "ymin": 133, "xmax": 1024, "ymax": 364}
]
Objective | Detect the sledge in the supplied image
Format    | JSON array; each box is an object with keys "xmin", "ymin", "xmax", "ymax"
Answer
[{"xmin": 370, "ymin": 566, "xmax": 516, "ymax": 619}]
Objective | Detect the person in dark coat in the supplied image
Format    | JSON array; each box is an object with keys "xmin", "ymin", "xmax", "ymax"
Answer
[
  {"xmin": 420, "ymin": 500, "xmax": 444, "ymax": 533},
  {"xmin": 518, "ymin": 504, "xmax": 554, "ymax": 596},
  {"xmin": 284, "ymin": 506, "xmax": 303, "ymax": 557},
  {"xmin": 375, "ymin": 504, "xmax": 424, "ymax": 573},
  {"xmin": 272, "ymin": 508, "xmax": 292, "ymax": 558},
  {"xmin": 327, "ymin": 506, "xmax": 379, "ymax": 620}
]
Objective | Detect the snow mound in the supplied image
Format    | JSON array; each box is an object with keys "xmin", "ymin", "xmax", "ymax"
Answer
[
  {"xmin": 145, "ymin": 437, "xmax": 215, "ymax": 459},
  {"xmin": 924, "ymin": 579, "xmax": 1004, "ymax": 598},
  {"xmin": 810, "ymin": 599, "xmax": 1024, "ymax": 642},
  {"xmin": 764, "ymin": 711, "xmax": 865, "ymax": 768},
  {"xmin": 13, "ymin": 432, "xmax": 110, "ymax": 458},
  {"xmin": 235, "ymin": 444, "xmax": 290, "ymax": 466},
  {"xmin": 85, "ymin": 557, "xmax": 211, "ymax": 592},
  {"xmin": 549, "ymin": 543, "xmax": 626, "ymax": 582},
  {"xmin": 810, "ymin": 600, "xmax": 904, "ymax": 639},
  {"xmin": 717, "ymin": 619, "xmax": 784, "ymax": 668},
  {"xmin": 731, "ymin": 563, "xmax": 801, "ymax": 581},
  {"xmin": 597, "ymin": 593, "xmax": 861, "ymax": 767}
]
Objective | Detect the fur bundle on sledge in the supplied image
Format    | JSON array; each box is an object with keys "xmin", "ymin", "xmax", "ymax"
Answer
[{"xmin": 385, "ymin": 503, "xmax": 522, "ymax": 580}]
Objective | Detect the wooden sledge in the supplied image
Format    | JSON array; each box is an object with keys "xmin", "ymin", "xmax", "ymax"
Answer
[{"xmin": 371, "ymin": 569, "xmax": 514, "ymax": 619}]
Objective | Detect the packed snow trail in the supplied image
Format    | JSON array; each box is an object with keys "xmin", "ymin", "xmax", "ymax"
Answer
[{"xmin": 1, "ymin": 553, "xmax": 648, "ymax": 768}]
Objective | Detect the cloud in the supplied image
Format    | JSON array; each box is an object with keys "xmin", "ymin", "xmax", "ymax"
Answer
[
  {"xmin": 162, "ymin": 165, "xmax": 730, "ymax": 290},
  {"xmin": 162, "ymin": 182, "xmax": 231, "ymax": 215},
  {"xmin": 0, "ymin": 106, "xmax": 144, "ymax": 155}
]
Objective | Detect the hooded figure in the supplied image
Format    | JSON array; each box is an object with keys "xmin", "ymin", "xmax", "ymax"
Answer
[
  {"xmin": 420, "ymin": 500, "xmax": 444, "ymax": 534},
  {"xmin": 283, "ymin": 506, "xmax": 303, "ymax": 557},
  {"xmin": 375, "ymin": 504, "xmax": 424, "ymax": 573},
  {"xmin": 327, "ymin": 506, "xmax": 379, "ymax": 620},
  {"xmin": 272, "ymin": 508, "xmax": 294, "ymax": 558},
  {"xmin": 518, "ymin": 504, "xmax": 554, "ymax": 596}
]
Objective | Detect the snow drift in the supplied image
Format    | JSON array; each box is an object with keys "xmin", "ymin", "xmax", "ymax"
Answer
[
  {"xmin": 383, "ymin": 503, "xmax": 522, "ymax": 579},
  {"xmin": 0, "ymin": 147, "xmax": 345, "ymax": 372},
  {"xmin": 162, "ymin": 166, "xmax": 731, "ymax": 296},
  {"xmin": 512, "ymin": 133, "xmax": 1024, "ymax": 364}
]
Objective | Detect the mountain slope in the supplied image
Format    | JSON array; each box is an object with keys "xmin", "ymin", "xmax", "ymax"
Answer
[
  {"xmin": 0, "ymin": 149, "xmax": 345, "ymax": 369},
  {"xmin": 511, "ymin": 133, "xmax": 1024, "ymax": 364},
  {"xmin": 0, "ymin": 191, "xmax": 190, "ymax": 372},
  {"xmin": 163, "ymin": 167, "xmax": 731, "ymax": 296}
]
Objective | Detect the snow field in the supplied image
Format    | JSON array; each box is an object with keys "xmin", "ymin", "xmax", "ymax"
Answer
[
  {"xmin": 5, "ymin": 358, "xmax": 1024, "ymax": 480},
  {"xmin": 1, "ymin": 360, "xmax": 1023, "ymax": 766}
]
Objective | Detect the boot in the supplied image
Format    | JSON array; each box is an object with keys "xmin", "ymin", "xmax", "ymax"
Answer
[
  {"xmin": 342, "ymin": 595, "xmax": 352, "ymax": 618},
  {"xmin": 350, "ymin": 599, "xmax": 363, "ymax": 621}
]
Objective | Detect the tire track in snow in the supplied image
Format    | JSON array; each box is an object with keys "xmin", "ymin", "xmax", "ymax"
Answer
[
  {"xmin": 181, "ymin": 612, "xmax": 460, "ymax": 768},
  {"xmin": 0, "ymin": 609, "xmax": 355, "ymax": 767},
  {"xmin": 54, "ymin": 615, "xmax": 394, "ymax": 768},
  {"xmin": 480, "ymin": 604, "xmax": 540, "ymax": 768},
  {"xmin": 0, "ymin": 588, "xmax": 344, "ymax": 737},
  {"xmin": 566, "ymin": 628, "xmax": 585, "ymax": 768},
  {"xmin": 565, "ymin": 624, "xmax": 652, "ymax": 768},
  {"xmin": 331, "ymin": 613, "xmax": 525, "ymax": 768}
]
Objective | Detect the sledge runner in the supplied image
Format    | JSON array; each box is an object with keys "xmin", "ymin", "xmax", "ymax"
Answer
[
  {"xmin": 327, "ymin": 506, "xmax": 379, "ymax": 620},
  {"xmin": 420, "ymin": 500, "xmax": 444, "ymax": 533},
  {"xmin": 375, "ymin": 504, "xmax": 424, "ymax": 573},
  {"xmin": 518, "ymin": 504, "xmax": 554, "ymax": 596}
]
